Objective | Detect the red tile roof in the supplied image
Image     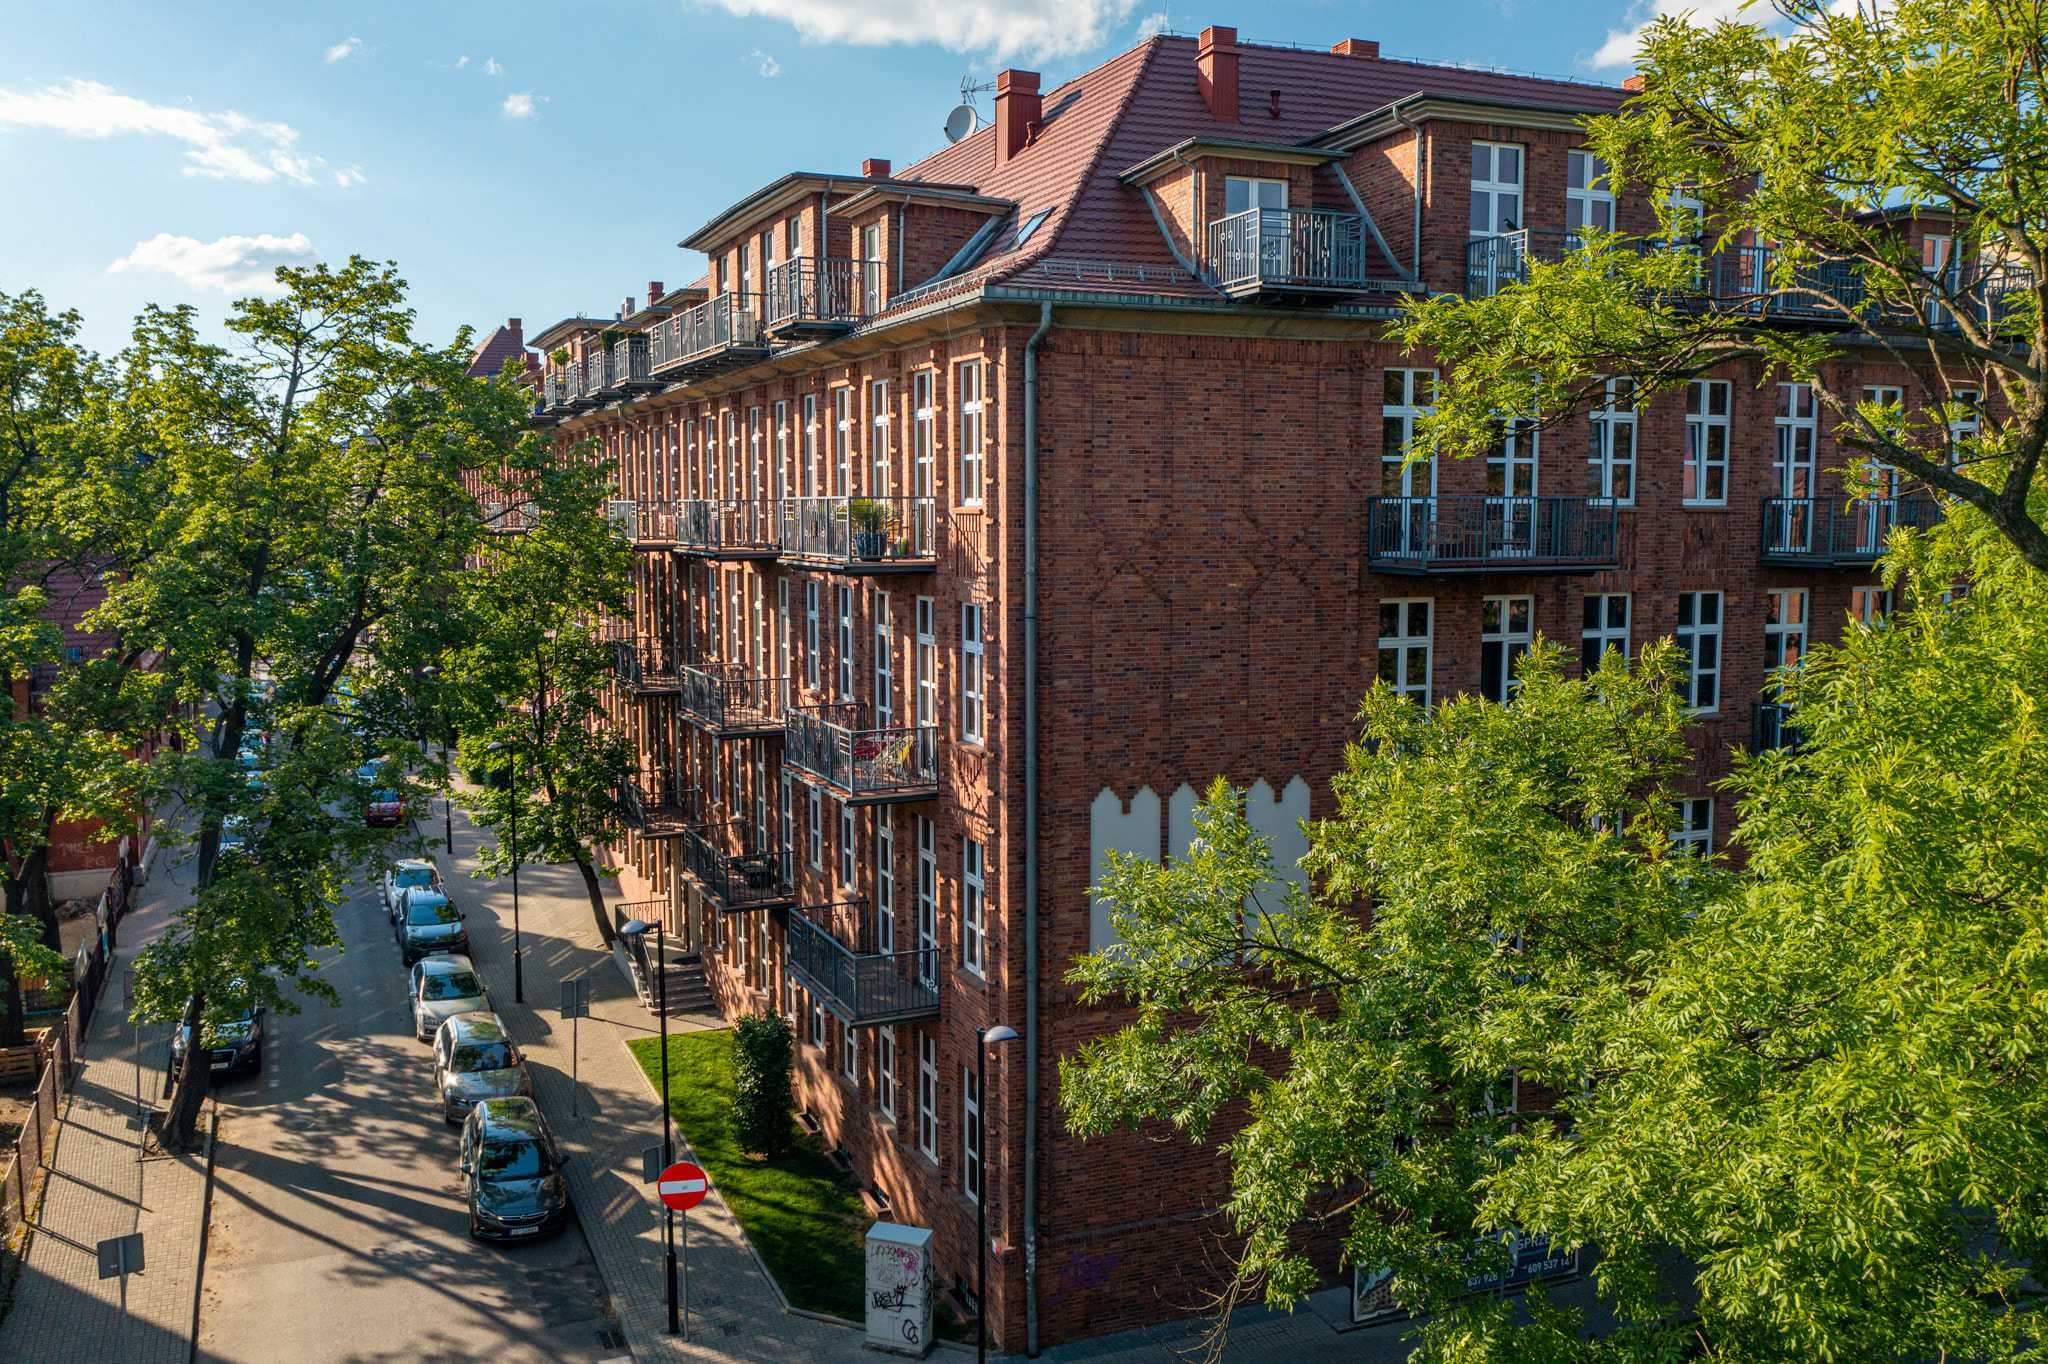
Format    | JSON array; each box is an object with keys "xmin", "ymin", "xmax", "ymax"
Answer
[{"xmin": 467, "ymin": 323, "xmax": 538, "ymax": 380}]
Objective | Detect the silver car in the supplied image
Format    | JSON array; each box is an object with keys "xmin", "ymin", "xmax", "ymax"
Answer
[
  {"xmin": 408, "ymin": 955, "xmax": 489, "ymax": 1042},
  {"xmin": 383, "ymin": 858, "xmax": 442, "ymax": 921},
  {"xmin": 432, "ymin": 1012, "xmax": 532, "ymax": 1123}
]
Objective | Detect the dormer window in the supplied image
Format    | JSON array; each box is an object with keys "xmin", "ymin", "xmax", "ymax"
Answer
[
  {"xmin": 786, "ymin": 213, "xmax": 803, "ymax": 259},
  {"xmin": 1471, "ymin": 142, "xmax": 1523, "ymax": 238},
  {"xmin": 1567, "ymin": 151, "xmax": 1614, "ymax": 236},
  {"xmin": 739, "ymin": 241, "xmax": 752, "ymax": 297},
  {"xmin": 1015, "ymin": 209, "xmax": 1051, "ymax": 246}
]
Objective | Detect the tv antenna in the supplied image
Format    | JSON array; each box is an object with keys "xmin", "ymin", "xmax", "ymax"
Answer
[{"xmin": 945, "ymin": 76, "xmax": 996, "ymax": 143}]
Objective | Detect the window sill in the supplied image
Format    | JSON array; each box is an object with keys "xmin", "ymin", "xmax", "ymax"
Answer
[{"xmin": 1681, "ymin": 501, "xmax": 1731, "ymax": 511}]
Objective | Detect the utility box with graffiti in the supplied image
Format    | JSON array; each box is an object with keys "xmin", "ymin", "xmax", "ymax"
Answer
[{"xmin": 864, "ymin": 1221, "xmax": 934, "ymax": 1357}]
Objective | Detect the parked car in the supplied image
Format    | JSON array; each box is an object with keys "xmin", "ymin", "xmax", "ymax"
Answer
[
  {"xmin": 395, "ymin": 887, "xmax": 468, "ymax": 964},
  {"xmin": 169, "ymin": 989, "xmax": 266, "ymax": 1078},
  {"xmin": 382, "ymin": 858, "xmax": 443, "ymax": 921},
  {"xmin": 366, "ymin": 787, "xmax": 408, "ymax": 828},
  {"xmin": 408, "ymin": 955, "xmax": 488, "ymax": 1041},
  {"xmin": 459, "ymin": 1096, "xmax": 570, "ymax": 1241},
  {"xmin": 218, "ymin": 815, "xmax": 251, "ymax": 855},
  {"xmin": 432, "ymin": 1012, "xmax": 531, "ymax": 1123}
]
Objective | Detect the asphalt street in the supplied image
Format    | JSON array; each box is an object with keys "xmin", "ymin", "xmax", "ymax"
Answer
[{"xmin": 194, "ymin": 850, "xmax": 621, "ymax": 1364}]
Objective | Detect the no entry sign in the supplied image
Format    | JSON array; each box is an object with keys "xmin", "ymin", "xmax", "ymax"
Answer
[{"xmin": 657, "ymin": 1160, "xmax": 709, "ymax": 1212}]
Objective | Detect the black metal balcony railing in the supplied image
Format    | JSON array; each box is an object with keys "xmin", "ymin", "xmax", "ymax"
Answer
[
  {"xmin": 617, "ymin": 774, "xmax": 698, "ymax": 839},
  {"xmin": 784, "ymin": 911, "xmax": 939, "ymax": 1026},
  {"xmin": 784, "ymin": 703, "xmax": 939, "ymax": 803},
  {"xmin": 583, "ymin": 348, "xmax": 616, "ymax": 398},
  {"xmin": 604, "ymin": 498, "xmax": 637, "ymax": 540},
  {"xmin": 614, "ymin": 635, "xmax": 681, "ymax": 694},
  {"xmin": 1759, "ymin": 496, "xmax": 1943, "ymax": 565},
  {"xmin": 610, "ymin": 334, "xmax": 654, "ymax": 389},
  {"xmin": 649, "ymin": 293, "xmax": 769, "ymax": 376},
  {"xmin": 762, "ymin": 257, "xmax": 868, "ymax": 331},
  {"xmin": 778, "ymin": 496, "xmax": 938, "ymax": 571},
  {"xmin": 1207, "ymin": 208, "xmax": 1367, "ymax": 294},
  {"xmin": 677, "ymin": 498, "xmax": 781, "ymax": 557},
  {"xmin": 679, "ymin": 663, "xmax": 785, "ymax": 736},
  {"xmin": 680, "ymin": 822, "xmax": 794, "ymax": 912},
  {"xmin": 1752, "ymin": 701, "xmax": 1801, "ymax": 753},
  {"xmin": 633, "ymin": 499, "xmax": 678, "ymax": 546},
  {"xmin": 1366, "ymin": 496, "xmax": 1621, "ymax": 573}
]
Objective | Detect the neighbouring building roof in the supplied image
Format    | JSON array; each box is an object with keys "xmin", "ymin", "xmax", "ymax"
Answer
[{"xmin": 467, "ymin": 319, "xmax": 538, "ymax": 380}]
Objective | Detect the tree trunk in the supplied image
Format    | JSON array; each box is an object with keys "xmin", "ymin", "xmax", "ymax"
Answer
[
  {"xmin": 0, "ymin": 948, "xmax": 22, "ymax": 1049},
  {"xmin": 571, "ymin": 847, "xmax": 616, "ymax": 949},
  {"xmin": 162, "ymin": 989, "xmax": 209, "ymax": 1152},
  {"xmin": 21, "ymin": 845, "xmax": 58, "ymax": 952}
]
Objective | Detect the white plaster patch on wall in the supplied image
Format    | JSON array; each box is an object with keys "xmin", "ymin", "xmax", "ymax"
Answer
[
  {"xmin": 1167, "ymin": 782, "xmax": 1199, "ymax": 863},
  {"xmin": 1089, "ymin": 785, "xmax": 1160, "ymax": 949},
  {"xmin": 1242, "ymin": 776, "xmax": 1312, "ymax": 919}
]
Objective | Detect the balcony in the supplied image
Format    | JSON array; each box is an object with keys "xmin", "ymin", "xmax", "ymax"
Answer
[
  {"xmin": 679, "ymin": 822, "xmax": 795, "ymax": 913},
  {"xmin": 1752, "ymin": 701, "xmax": 1800, "ymax": 753},
  {"xmin": 633, "ymin": 499, "xmax": 678, "ymax": 549},
  {"xmin": 609, "ymin": 335, "xmax": 660, "ymax": 394},
  {"xmin": 784, "ymin": 703, "xmax": 939, "ymax": 805},
  {"xmin": 1366, "ymin": 496, "xmax": 1621, "ymax": 574},
  {"xmin": 679, "ymin": 663, "xmax": 785, "ymax": 738},
  {"xmin": 613, "ymin": 635, "xmax": 681, "ymax": 695},
  {"xmin": 647, "ymin": 293, "xmax": 769, "ymax": 379},
  {"xmin": 783, "ymin": 907, "xmax": 939, "ymax": 1027},
  {"xmin": 1759, "ymin": 497, "xmax": 1942, "ymax": 566},
  {"xmin": 617, "ymin": 773, "xmax": 698, "ymax": 840},
  {"xmin": 778, "ymin": 496, "xmax": 938, "ymax": 574},
  {"xmin": 676, "ymin": 498, "xmax": 781, "ymax": 560},
  {"xmin": 585, "ymin": 347, "xmax": 621, "ymax": 400},
  {"xmin": 1207, "ymin": 208, "xmax": 1368, "ymax": 298},
  {"xmin": 762, "ymin": 257, "xmax": 869, "ymax": 336}
]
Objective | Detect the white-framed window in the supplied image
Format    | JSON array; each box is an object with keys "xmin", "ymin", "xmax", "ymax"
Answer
[
  {"xmin": 785, "ymin": 212, "xmax": 802, "ymax": 257},
  {"xmin": 840, "ymin": 1016, "xmax": 858, "ymax": 1083},
  {"xmin": 1948, "ymin": 386, "xmax": 1981, "ymax": 456},
  {"xmin": 913, "ymin": 370, "xmax": 937, "ymax": 507},
  {"xmin": 699, "ymin": 416, "xmax": 716, "ymax": 498},
  {"xmin": 958, "ymin": 360, "xmax": 985, "ymax": 506},
  {"xmin": 833, "ymin": 386, "xmax": 854, "ymax": 496},
  {"xmin": 1566, "ymin": 149, "xmax": 1614, "ymax": 236},
  {"xmin": 1850, "ymin": 586, "xmax": 1892, "ymax": 625},
  {"xmin": 1765, "ymin": 588, "xmax": 1807, "ymax": 672},
  {"xmin": 723, "ymin": 410, "xmax": 740, "ymax": 501},
  {"xmin": 809, "ymin": 992, "xmax": 826, "ymax": 1048},
  {"xmin": 755, "ymin": 909, "xmax": 771, "ymax": 993},
  {"xmin": 915, "ymin": 598, "xmax": 937, "ymax": 728},
  {"xmin": 753, "ymin": 747, "xmax": 769, "ymax": 847},
  {"xmin": 747, "ymin": 406, "xmax": 763, "ymax": 500},
  {"xmin": 781, "ymin": 771, "xmax": 794, "ymax": 858},
  {"xmin": 1676, "ymin": 591, "xmax": 1722, "ymax": 713},
  {"xmin": 1581, "ymin": 592, "xmax": 1631, "ymax": 673},
  {"xmin": 962, "ymin": 1063, "xmax": 983, "ymax": 1204},
  {"xmin": 878, "ymin": 1027, "xmax": 898, "ymax": 1122},
  {"xmin": 738, "ymin": 241, "xmax": 751, "ymax": 299},
  {"xmin": 1684, "ymin": 380, "xmax": 1730, "ymax": 506},
  {"xmin": 1673, "ymin": 797, "xmax": 1714, "ymax": 857},
  {"xmin": 773, "ymin": 399, "xmax": 790, "ymax": 501},
  {"xmin": 962, "ymin": 837, "xmax": 986, "ymax": 977},
  {"xmin": 1470, "ymin": 140, "xmax": 1523, "ymax": 238},
  {"xmin": 840, "ymin": 801, "xmax": 856, "ymax": 888},
  {"xmin": 877, "ymin": 818, "xmax": 895, "ymax": 956},
  {"xmin": 960, "ymin": 603, "xmax": 984, "ymax": 743},
  {"xmin": 777, "ymin": 579, "xmax": 792, "ymax": 707},
  {"xmin": 916, "ymin": 815, "xmax": 937, "ymax": 987},
  {"xmin": 1224, "ymin": 175, "xmax": 1287, "ymax": 214},
  {"xmin": 861, "ymin": 222, "xmax": 884, "ymax": 317},
  {"xmin": 1586, "ymin": 377, "xmax": 1637, "ymax": 505},
  {"xmin": 874, "ymin": 591, "xmax": 894, "ymax": 728},
  {"xmin": 804, "ymin": 581, "xmax": 821, "ymax": 689},
  {"xmin": 808, "ymin": 786, "xmax": 824, "ymax": 871},
  {"xmin": 1480, "ymin": 595, "xmax": 1534, "ymax": 703},
  {"xmin": 917, "ymin": 1032, "xmax": 938, "ymax": 1161},
  {"xmin": 1375, "ymin": 599, "xmax": 1432, "ymax": 704},
  {"xmin": 836, "ymin": 584, "xmax": 854, "ymax": 701},
  {"xmin": 1381, "ymin": 369, "xmax": 1437, "ymax": 497},
  {"xmin": 870, "ymin": 379, "xmax": 892, "ymax": 496},
  {"xmin": 802, "ymin": 393, "xmax": 821, "ymax": 497},
  {"xmin": 1775, "ymin": 382, "xmax": 1818, "ymax": 499}
]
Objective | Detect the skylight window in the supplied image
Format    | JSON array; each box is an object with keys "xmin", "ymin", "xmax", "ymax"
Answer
[{"xmin": 1015, "ymin": 209, "xmax": 1052, "ymax": 246}]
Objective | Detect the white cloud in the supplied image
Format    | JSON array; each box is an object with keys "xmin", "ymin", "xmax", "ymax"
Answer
[
  {"xmin": 1589, "ymin": 0, "xmax": 1758, "ymax": 69},
  {"xmin": 501, "ymin": 91, "xmax": 537, "ymax": 118},
  {"xmin": 1133, "ymin": 10, "xmax": 1170, "ymax": 39},
  {"xmin": 704, "ymin": 0, "xmax": 1139, "ymax": 62},
  {"xmin": 324, "ymin": 36, "xmax": 363, "ymax": 64},
  {"xmin": 455, "ymin": 54, "xmax": 471, "ymax": 69},
  {"xmin": 107, "ymin": 232, "xmax": 318, "ymax": 295},
  {"xmin": 332, "ymin": 164, "xmax": 366, "ymax": 188},
  {"xmin": 0, "ymin": 79, "xmax": 323, "ymax": 185},
  {"xmin": 484, "ymin": 57, "xmax": 503, "ymax": 77},
  {"xmin": 751, "ymin": 48, "xmax": 783, "ymax": 77}
]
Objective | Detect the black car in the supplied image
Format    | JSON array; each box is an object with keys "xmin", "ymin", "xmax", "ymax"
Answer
[
  {"xmin": 459, "ymin": 1097, "xmax": 570, "ymax": 1241},
  {"xmin": 169, "ymin": 992, "xmax": 266, "ymax": 1078}
]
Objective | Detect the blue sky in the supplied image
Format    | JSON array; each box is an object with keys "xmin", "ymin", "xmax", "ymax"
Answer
[{"xmin": 0, "ymin": 0, "xmax": 1699, "ymax": 358}]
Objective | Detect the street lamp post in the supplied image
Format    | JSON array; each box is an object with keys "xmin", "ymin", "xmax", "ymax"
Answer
[
  {"xmin": 978, "ymin": 1024, "xmax": 1019, "ymax": 1364},
  {"xmin": 486, "ymin": 738, "xmax": 526, "ymax": 1005},
  {"xmin": 421, "ymin": 664, "xmax": 454, "ymax": 855},
  {"xmin": 621, "ymin": 915, "xmax": 679, "ymax": 1336}
]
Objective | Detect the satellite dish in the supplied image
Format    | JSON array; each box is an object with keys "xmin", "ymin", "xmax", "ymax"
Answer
[{"xmin": 943, "ymin": 104, "xmax": 979, "ymax": 143}]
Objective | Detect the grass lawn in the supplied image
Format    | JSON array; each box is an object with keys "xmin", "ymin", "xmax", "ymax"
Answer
[{"xmin": 628, "ymin": 1030, "xmax": 869, "ymax": 1323}]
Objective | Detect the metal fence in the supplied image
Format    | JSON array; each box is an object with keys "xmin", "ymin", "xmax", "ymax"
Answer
[
  {"xmin": 1365, "ymin": 496, "xmax": 1621, "ymax": 572},
  {"xmin": 1207, "ymin": 208, "xmax": 1366, "ymax": 292},
  {"xmin": 783, "ymin": 913, "xmax": 938, "ymax": 1025},
  {"xmin": 679, "ymin": 663, "xmax": 784, "ymax": 733},
  {"xmin": 1759, "ymin": 496, "xmax": 1943, "ymax": 565},
  {"xmin": 679, "ymin": 823, "xmax": 794, "ymax": 911},
  {"xmin": 763, "ymin": 257, "xmax": 868, "ymax": 329},
  {"xmin": 677, "ymin": 498, "xmax": 780, "ymax": 555},
  {"xmin": 777, "ymin": 496, "xmax": 938, "ymax": 566},
  {"xmin": 783, "ymin": 704, "xmax": 940, "ymax": 801}
]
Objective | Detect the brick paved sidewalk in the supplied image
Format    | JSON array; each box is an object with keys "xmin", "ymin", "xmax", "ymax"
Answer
[{"xmin": 0, "ymin": 849, "xmax": 208, "ymax": 1364}]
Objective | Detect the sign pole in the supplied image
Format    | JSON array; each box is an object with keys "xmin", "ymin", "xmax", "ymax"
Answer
[
  {"xmin": 654, "ymin": 1157, "xmax": 706, "ymax": 1337},
  {"xmin": 570, "ymin": 1008, "xmax": 579, "ymax": 1118},
  {"xmin": 682, "ymin": 1207, "xmax": 690, "ymax": 1341},
  {"xmin": 666, "ymin": 1207, "xmax": 679, "ymax": 1335}
]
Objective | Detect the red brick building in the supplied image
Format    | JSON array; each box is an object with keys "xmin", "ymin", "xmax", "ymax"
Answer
[{"xmin": 511, "ymin": 27, "xmax": 1972, "ymax": 1351}]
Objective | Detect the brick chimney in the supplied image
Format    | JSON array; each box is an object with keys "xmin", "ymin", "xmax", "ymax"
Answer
[
  {"xmin": 995, "ymin": 68, "xmax": 1042, "ymax": 163},
  {"xmin": 1197, "ymin": 25, "xmax": 1240, "ymax": 121},
  {"xmin": 646, "ymin": 281, "xmax": 664, "ymax": 307},
  {"xmin": 1622, "ymin": 74, "xmax": 1648, "ymax": 92},
  {"xmin": 862, "ymin": 157, "xmax": 892, "ymax": 178},
  {"xmin": 507, "ymin": 317, "xmax": 522, "ymax": 333},
  {"xmin": 1331, "ymin": 38, "xmax": 1378, "ymax": 58}
]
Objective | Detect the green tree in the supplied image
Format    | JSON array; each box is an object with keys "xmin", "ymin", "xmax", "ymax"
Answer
[
  {"xmin": 733, "ymin": 1011, "xmax": 795, "ymax": 1157},
  {"xmin": 1398, "ymin": 0, "xmax": 2048, "ymax": 570}
]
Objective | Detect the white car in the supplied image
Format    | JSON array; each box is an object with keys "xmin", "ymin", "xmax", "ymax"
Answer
[
  {"xmin": 408, "ymin": 955, "xmax": 489, "ymax": 1042},
  {"xmin": 383, "ymin": 858, "xmax": 442, "ymax": 921}
]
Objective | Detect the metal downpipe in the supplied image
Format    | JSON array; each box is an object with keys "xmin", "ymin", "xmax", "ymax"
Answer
[{"xmin": 1021, "ymin": 298, "xmax": 1053, "ymax": 1357}]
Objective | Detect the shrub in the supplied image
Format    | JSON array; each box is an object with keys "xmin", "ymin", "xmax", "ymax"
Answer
[{"xmin": 731, "ymin": 1011, "xmax": 795, "ymax": 1157}]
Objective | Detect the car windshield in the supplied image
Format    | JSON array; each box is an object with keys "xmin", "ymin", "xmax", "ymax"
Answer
[
  {"xmin": 479, "ymin": 1134, "xmax": 551, "ymax": 1180},
  {"xmin": 405, "ymin": 897, "xmax": 458, "ymax": 926},
  {"xmin": 423, "ymin": 970, "xmax": 482, "ymax": 1001},
  {"xmin": 451, "ymin": 1039, "xmax": 515, "ymax": 1072},
  {"xmin": 395, "ymin": 866, "xmax": 435, "ymax": 889},
  {"xmin": 372, "ymin": 789, "xmax": 401, "ymax": 804}
]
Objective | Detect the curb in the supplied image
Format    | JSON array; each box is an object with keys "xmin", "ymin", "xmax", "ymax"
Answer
[{"xmin": 187, "ymin": 1102, "xmax": 218, "ymax": 1364}]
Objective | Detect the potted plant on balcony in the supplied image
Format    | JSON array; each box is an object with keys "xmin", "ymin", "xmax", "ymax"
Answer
[{"xmin": 847, "ymin": 498, "xmax": 890, "ymax": 560}]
